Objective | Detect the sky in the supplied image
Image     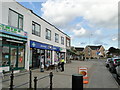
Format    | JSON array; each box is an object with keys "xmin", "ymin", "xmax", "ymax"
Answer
[{"xmin": 16, "ymin": 0, "xmax": 119, "ymax": 50}]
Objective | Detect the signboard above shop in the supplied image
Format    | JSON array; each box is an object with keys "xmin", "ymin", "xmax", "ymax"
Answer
[
  {"xmin": 0, "ymin": 24, "xmax": 27, "ymax": 38},
  {"xmin": 30, "ymin": 40, "xmax": 61, "ymax": 51}
]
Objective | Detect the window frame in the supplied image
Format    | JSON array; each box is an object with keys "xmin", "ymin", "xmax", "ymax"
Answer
[
  {"xmin": 8, "ymin": 8, "xmax": 24, "ymax": 30},
  {"xmin": 32, "ymin": 21, "xmax": 41, "ymax": 37},
  {"xmin": 46, "ymin": 28, "xmax": 51, "ymax": 40},
  {"xmin": 55, "ymin": 33, "xmax": 59, "ymax": 43},
  {"xmin": 61, "ymin": 36, "xmax": 64, "ymax": 45}
]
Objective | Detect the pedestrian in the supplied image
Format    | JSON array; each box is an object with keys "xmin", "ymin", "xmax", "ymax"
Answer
[
  {"xmin": 60, "ymin": 56, "xmax": 65, "ymax": 72},
  {"xmin": 40, "ymin": 54, "xmax": 44, "ymax": 72}
]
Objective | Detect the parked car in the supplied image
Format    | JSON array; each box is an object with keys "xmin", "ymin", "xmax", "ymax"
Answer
[
  {"xmin": 108, "ymin": 58, "xmax": 120, "ymax": 73},
  {"xmin": 115, "ymin": 60, "xmax": 120, "ymax": 79},
  {"xmin": 105, "ymin": 58, "xmax": 112, "ymax": 68}
]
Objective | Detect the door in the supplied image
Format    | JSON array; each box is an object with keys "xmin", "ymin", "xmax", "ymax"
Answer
[
  {"xmin": 18, "ymin": 46, "xmax": 25, "ymax": 69},
  {"xmin": 10, "ymin": 46, "xmax": 17, "ymax": 69}
]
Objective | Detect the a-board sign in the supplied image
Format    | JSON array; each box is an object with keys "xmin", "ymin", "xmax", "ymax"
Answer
[{"xmin": 78, "ymin": 67, "xmax": 88, "ymax": 77}]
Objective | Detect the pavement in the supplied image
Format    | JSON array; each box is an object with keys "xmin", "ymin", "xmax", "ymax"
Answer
[{"xmin": 1, "ymin": 59, "xmax": 119, "ymax": 89}]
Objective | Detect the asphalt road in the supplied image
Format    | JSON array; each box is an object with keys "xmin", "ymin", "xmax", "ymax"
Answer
[{"xmin": 86, "ymin": 59, "xmax": 119, "ymax": 88}]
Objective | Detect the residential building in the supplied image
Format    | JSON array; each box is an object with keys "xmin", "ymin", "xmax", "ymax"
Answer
[
  {"xmin": 75, "ymin": 47, "xmax": 84, "ymax": 60},
  {"xmin": 84, "ymin": 45, "xmax": 105, "ymax": 59},
  {"xmin": 1, "ymin": 0, "xmax": 71, "ymax": 72}
]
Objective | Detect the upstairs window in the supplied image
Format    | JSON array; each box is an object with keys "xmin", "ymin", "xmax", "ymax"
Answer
[
  {"xmin": 8, "ymin": 9, "xmax": 23, "ymax": 30},
  {"xmin": 46, "ymin": 28, "xmax": 51, "ymax": 40},
  {"xmin": 61, "ymin": 36, "xmax": 64, "ymax": 45},
  {"xmin": 67, "ymin": 39, "xmax": 70, "ymax": 47},
  {"xmin": 32, "ymin": 21, "xmax": 41, "ymax": 37},
  {"xmin": 55, "ymin": 33, "xmax": 59, "ymax": 43}
]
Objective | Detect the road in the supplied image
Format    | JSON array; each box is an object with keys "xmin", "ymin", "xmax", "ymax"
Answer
[
  {"xmin": 1, "ymin": 59, "xmax": 119, "ymax": 89},
  {"xmin": 86, "ymin": 59, "xmax": 119, "ymax": 88}
]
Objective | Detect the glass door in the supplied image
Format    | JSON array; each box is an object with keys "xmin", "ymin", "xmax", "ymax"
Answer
[
  {"xmin": 18, "ymin": 46, "xmax": 25, "ymax": 68},
  {"xmin": 10, "ymin": 46, "xmax": 17, "ymax": 69}
]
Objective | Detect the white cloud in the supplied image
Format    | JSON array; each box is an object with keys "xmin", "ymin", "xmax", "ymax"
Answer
[
  {"xmin": 112, "ymin": 37, "xmax": 118, "ymax": 41},
  {"xmin": 94, "ymin": 30, "xmax": 102, "ymax": 35},
  {"xmin": 73, "ymin": 28, "xmax": 87, "ymax": 37},
  {"xmin": 41, "ymin": 0, "xmax": 118, "ymax": 29}
]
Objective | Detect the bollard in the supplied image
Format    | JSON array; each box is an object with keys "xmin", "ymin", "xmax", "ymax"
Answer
[
  {"xmin": 72, "ymin": 74, "xmax": 83, "ymax": 90},
  {"xmin": 49, "ymin": 72, "xmax": 53, "ymax": 90},
  {"xmin": 34, "ymin": 77, "xmax": 37, "ymax": 90},
  {"xmin": 29, "ymin": 70, "xmax": 32, "ymax": 89},
  {"xmin": 10, "ymin": 69, "xmax": 14, "ymax": 90}
]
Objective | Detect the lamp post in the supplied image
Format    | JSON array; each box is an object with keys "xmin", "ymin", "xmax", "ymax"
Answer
[{"xmin": 89, "ymin": 33, "xmax": 93, "ymax": 45}]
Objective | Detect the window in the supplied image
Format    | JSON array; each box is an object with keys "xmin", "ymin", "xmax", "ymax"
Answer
[
  {"xmin": 55, "ymin": 33, "xmax": 59, "ymax": 43},
  {"xmin": 61, "ymin": 36, "xmax": 64, "ymax": 45},
  {"xmin": 46, "ymin": 28, "xmax": 51, "ymax": 40},
  {"xmin": 8, "ymin": 9, "xmax": 23, "ymax": 30},
  {"xmin": 67, "ymin": 39, "xmax": 70, "ymax": 47},
  {"xmin": 32, "ymin": 21, "xmax": 41, "ymax": 37},
  {"xmin": 2, "ymin": 46, "xmax": 9, "ymax": 66}
]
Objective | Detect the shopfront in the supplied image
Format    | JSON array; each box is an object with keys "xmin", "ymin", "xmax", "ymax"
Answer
[
  {"xmin": 30, "ymin": 40, "xmax": 62, "ymax": 69},
  {"xmin": 0, "ymin": 24, "xmax": 27, "ymax": 71},
  {"xmin": 30, "ymin": 40, "xmax": 53, "ymax": 69}
]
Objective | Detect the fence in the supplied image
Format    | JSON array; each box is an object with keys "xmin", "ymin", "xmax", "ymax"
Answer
[{"xmin": 1, "ymin": 69, "xmax": 53, "ymax": 90}]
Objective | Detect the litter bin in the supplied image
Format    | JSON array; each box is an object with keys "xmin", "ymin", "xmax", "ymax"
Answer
[{"xmin": 72, "ymin": 74, "xmax": 83, "ymax": 90}]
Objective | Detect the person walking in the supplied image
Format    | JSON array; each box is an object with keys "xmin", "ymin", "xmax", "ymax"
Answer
[
  {"xmin": 60, "ymin": 56, "xmax": 65, "ymax": 72},
  {"xmin": 40, "ymin": 54, "xmax": 44, "ymax": 72}
]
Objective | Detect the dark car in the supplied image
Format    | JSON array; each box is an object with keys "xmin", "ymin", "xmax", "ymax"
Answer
[{"xmin": 108, "ymin": 58, "xmax": 120, "ymax": 73}]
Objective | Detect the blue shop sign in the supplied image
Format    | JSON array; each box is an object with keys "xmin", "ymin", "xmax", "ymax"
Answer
[
  {"xmin": 53, "ymin": 46, "xmax": 60, "ymax": 51},
  {"xmin": 30, "ymin": 40, "xmax": 60, "ymax": 51},
  {"xmin": 30, "ymin": 40, "xmax": 53, "ymax": 50}
]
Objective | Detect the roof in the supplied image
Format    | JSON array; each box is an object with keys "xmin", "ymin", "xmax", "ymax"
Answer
[
  {"xmin": 75, "ymin": 47, "xmax": 84, "ymax": 51},
  {"xmin": 88, "ymin": 45, "xmax": 102, "ymax": 50}
]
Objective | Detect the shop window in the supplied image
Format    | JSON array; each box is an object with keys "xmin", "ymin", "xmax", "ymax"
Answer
[
  {"xmin": 61, "ymin": 36, "xmax": 64, "ymax": 45},
  {"xmin": 55, "ymin": 33, "xmax": 59, "ymax": 43},
  {"xmin": 10, "ymin": 47, "xmax": 17, "ymax": 68},
  {"xmin": 54, "ymin": 51, "xmax": 59, "ymax": 62},
  {"xmin": 8, "ymin": 9, "xmax": 23, "ymax": 30},
  {"xmin": 46, "ymin": 50, "xmax": 52, "ymax": 65},
  {"xmin": 2, "ymin": 46, "xmax": 9, "ymax": 66},
  {"xmin": 46, "ymin": 28, "xmax": 51, "ymax": 40},
  {"xmin": 18, "ymin": 47, "xmax": 24, "ymax": 68},
  {"xmin": 32, "ymin": 21, "xmax": 41, "ymax": 37}
]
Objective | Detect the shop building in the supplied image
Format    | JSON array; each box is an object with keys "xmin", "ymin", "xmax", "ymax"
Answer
[
  {"xmin": 0, "ymin": 23, "xmax": 27, "ymax": 71},
  {"xmin": 1, "ymin": 0, "xmax": 71, "ymax": 71}
]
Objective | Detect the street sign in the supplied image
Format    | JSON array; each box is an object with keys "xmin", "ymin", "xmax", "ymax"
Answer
[{"xmin": 78, "ymin": 67, "xmax": 88, "ymax": 77}]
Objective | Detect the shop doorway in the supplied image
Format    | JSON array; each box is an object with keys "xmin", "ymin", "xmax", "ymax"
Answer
[
  {"xmin": 32, "ymin": 48, "xmax": 45, "ymax": 68},
  {"xmin": 10, "ymin": 46, "xmax": 17, "ymax": 69}
]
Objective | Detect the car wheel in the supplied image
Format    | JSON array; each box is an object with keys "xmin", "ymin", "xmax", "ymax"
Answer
[
  {"xmin": 116, "ymin": 74, "xmax": 120, "ymax": 80},
  {"xmin": 109, "ymin": 68, "xmax": 111, "ymax": 72},
  {"xmin": 106, "ymin": 64, "xmax": 109, "ymax": 68},
  {"xmin": 111, "ymin": 68, "xmax": 116, "ymax": 73}
]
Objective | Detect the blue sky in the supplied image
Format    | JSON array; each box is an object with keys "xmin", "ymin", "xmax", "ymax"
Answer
[{"xmin": 16, "ymin": 0, "xmax": 118, "ymax": 50}]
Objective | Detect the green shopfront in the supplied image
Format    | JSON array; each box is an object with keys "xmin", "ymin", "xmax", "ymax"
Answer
[{"xmin": 0, "ymin": 24, "xmax": 27, "ymax": 72}]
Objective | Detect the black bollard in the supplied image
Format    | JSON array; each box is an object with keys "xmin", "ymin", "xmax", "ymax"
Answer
[
  {"xmin": 10, "ymin": 69, "xmax": 14, "ymax": 90},
  {"xmin": 49, "ymin": 72, "xmax": 53, "ymax": 90},
  {"xmin": 29, "ymin": 70, "xmax": 32, "ymax": 89},
  {"xmin": 34, "ymin": 77, "xmax": 37, "ymax": 90},
  {"xmin": 72, "ymin": 74, "xmax": 83, "ymax": 90}
]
